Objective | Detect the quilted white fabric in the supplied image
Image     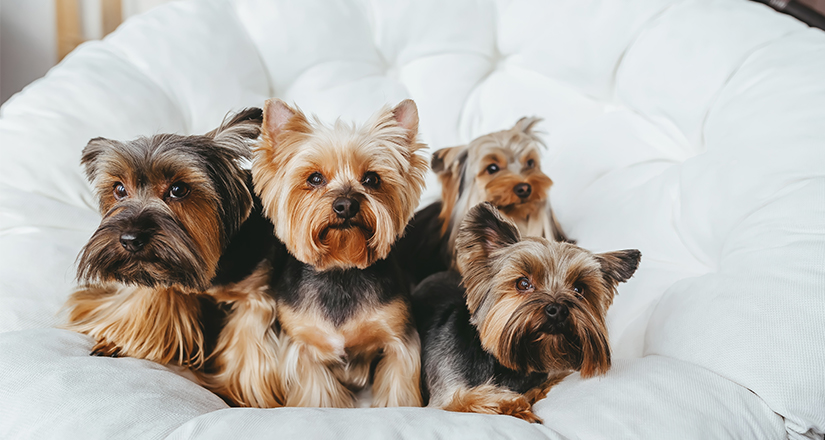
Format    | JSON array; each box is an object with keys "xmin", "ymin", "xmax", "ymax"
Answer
[{"xmin": 1, "ymin": 0, "xmax": 823, "ymax": 439}]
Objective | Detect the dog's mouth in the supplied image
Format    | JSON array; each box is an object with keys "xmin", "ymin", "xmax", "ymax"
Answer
[{"xmin": 318, "ymin": 221, "xmax": 373, "ymax": 241}]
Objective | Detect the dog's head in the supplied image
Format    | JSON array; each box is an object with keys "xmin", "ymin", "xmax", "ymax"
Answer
[
  {"xmin": 253, "ymin": 99, "xmax": 428, "ymax": 271},
  {"xmin": 76, "ymin": 108, "xmax": 261, "ymax": 290},
  {"xmin": 433, "ymin": 117, "xmax": 555, "ymax": 248},
  {"xmin": 456, "ymin": 202, "xmax": 640, "ymax": 377}
]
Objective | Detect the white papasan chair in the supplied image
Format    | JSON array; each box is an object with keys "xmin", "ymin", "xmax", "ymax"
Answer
[{"xmin": 1, "ymin": 0, "xmax": 823, "ymax": 438}]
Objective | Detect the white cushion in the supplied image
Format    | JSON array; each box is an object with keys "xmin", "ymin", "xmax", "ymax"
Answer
[{"xmin": 1, "ymin": 0, "xmax": 823, "ymax": 438}]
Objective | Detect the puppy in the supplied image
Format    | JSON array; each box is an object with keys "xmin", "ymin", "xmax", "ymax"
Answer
[
  {"xmin": 212, "ymin": 98, "xmax": 428, "ymax": 408},
  {"xmin": 64, "ymin": 108, "xmax": 263, "ymax": 368},
  {"xmin": 413, "ymin": 202, "xmax": 640, "ymax": 422},
  {"xmin": 398, "ymin": 118, "xmax": 570, "ymax": 283}
]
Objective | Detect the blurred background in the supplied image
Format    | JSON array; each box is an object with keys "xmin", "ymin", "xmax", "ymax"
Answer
[
  {"xmin": 2, "ymin": 0, "xmax": 824, "ymax": 105},
  {"xmin": 1, "ymin": 0, "xmax": 181, "ymax": 103}
]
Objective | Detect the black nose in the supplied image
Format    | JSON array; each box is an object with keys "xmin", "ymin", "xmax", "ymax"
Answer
[
  {"xmin": 544, "ymin": 303, "xmax": 569, "ymax": 325},
  {"xmin": 120, "ymin": 232, "xmax": 148, "ymax": 253},
  {"xmin": 514, "ymin": 183, "xmax": 532, "ymax": 198},
  {"xmin": 332, "ymin": 197, "xmax": 360, "ymax": 219}
]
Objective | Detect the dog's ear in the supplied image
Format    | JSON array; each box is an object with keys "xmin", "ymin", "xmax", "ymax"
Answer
[
  {"xmin": 456, "ymin": 202, "xmax": 521, "ymax": 271},
  {"xmin": 595, "ymin": 249, "xmax": 641, "ymax": 286},
  {"xmin": 431, "ymin": 146, "xmax": 465, "ymax": 174},
  {"xmin": 513, "ymin": 116, "xmax": 542, "ymax": 135},
  {"xmin": 205, "ymin": 107, "xmax": 264, "ymax": 161},
  {"xmin": 391, "ymin": 99, "xmax": 419, "ymax": 142},
  {"xmin": 433, "ymin": 146, "xmax": 469, "ymax": 236},
  {"xmin": 80, "ymin": 137, "xmax": 118, "ymax": 182},
  {"xmin": 260, "ymin": 99, "xmax": 311, "ymax": 150},
  {"xmin": 209, "ymin": 107, "xmax": 263, "ymax": 140}
]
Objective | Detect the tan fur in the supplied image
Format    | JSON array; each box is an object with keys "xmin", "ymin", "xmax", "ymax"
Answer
[
  {"xmin": 456, "ymin": 203, "xmax": 640, "ymax": 380},
  {"xmin": 443, "ymin": 384, "xmax": 541, "ymax": 423},
  {"xmin": 523, "ymin": 372, "xmax": 569, "ymax": 405},
  {"xmin": 63, "ymin": 284, "xmax": 205, "ymax": 367},
  {"xmin": 247, "ymin": 99, "xmax": 426, "ymax": 408},
  {"xmin": 203, "ymin": 263, "xmax": 283, "ymax": 408},
  {"xmin": 69, "ymin": 109, "xmax": 259, "ymax": 369},
  {"xmin": 253, "ymin": 99, "xmax": 428, "ymax": 271},
  {"xmin": 277, "ymin": 299, "xmax": 422, "ymax": 408},
  {"xmin": 433, "ymin": 117, "xmax": 568, "ymax": 264}
]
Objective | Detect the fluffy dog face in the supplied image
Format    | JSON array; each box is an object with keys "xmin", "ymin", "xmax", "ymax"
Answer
[
  {"xmin": 455, "ymin": 203, "xmax": 640, "ymax": 377},
  {"xmin": 253, "ymin": 99, "xmax": 428, "ymax": 271},
  {"xmin": 432, "ymin": 117, "xmax": 553, "ymax": 235},
  {"xmin": 76, "ymin": 109, "xmax": 261, "ymax": 291}
]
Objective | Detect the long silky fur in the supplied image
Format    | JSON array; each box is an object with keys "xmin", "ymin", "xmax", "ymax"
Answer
[{"xmin": 64, "ymin": 284, "xmax": 206, "ymax": 366}]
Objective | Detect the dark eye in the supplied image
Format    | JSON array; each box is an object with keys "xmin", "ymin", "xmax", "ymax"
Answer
[
  {"xmin": 168, "ymin": 182, "xmax": 190, "ymax": 199},
  {"xmin": 113, "ymin": 183, "xmax": 128, "ymax": 200},
  {"xmin": 526, "ymin": 159, "xmax": 535, "ymax": 168},
  {"xmin": 486, "ymin": 164, "xmax": 500, "ymax": 174},
  {"xmin": 307, "ymin": 172, "xmax": 326, "ymax": 187},
  {"xmin": 516, "ymin": 277, "xmax": 533, "ymax": 292},
  {"xmin": 573, "ymin": 284, "xmax": 584, "ymax": 298},
  {"xmin": 362, "ymin": 171, "xmax": 381, "ymax": 189}
]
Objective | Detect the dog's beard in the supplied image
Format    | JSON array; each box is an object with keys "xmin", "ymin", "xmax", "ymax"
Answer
[
  {"xmin": 306, "ymin": 207, "xmax": 380, "ymax": 270},
  {"xmin": 496, "ymin": 299, "xmax": 609, "ymax": 376},
  {"xmin": 495, "ymin": 199, "xmax": 546, "ymax": 221},
  {"xmin": 285, "ymin": 195, "xmax": 405, "ymax": 271},
  {"xmin": 315, "ymin": 221, "xmax": 374, "ymax": 269},
  {"xmin": 77, "ymin": 215, "xmax": 212, "ymax": 291}
]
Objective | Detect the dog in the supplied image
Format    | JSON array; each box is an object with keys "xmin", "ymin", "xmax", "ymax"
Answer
[
  {"xmin": 64, "ymin": 108, "xmax": 263, "ymax": 369},
  {"xmin": 210, "ymin": 98, "xmax": 429, "ymax": 408},
  {"xmin": 397, "ymin": 118, "xmax": 570, "ymax": 284},
  {"xmin": 413, "ymin": 202, "xmax": 640, "ymax": 422}
]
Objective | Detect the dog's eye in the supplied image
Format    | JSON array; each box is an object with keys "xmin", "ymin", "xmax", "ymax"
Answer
[
  {"xmin": 168, "ymin": 182, "xmax": 190, "ymax": 199},
  {"xmin": 307, "ymin": 172, "xmax": 326, "ymax": 187},
  {"xmin": 526, "ymin": 159, "xmax": 535, "ymax": 168},
  {"xmin": 113, "ymin": 183, "xmax": 128, "ymax": 200},
  {"xmin": 516, "ymin": 277, "xmax": 533, "ymax": 292},
  {"xmin": 573, "ymin": 284, "xmax": 585, "ymax": 298},
  {"xmin": 486, "ymin": 164, "xmax": 500, "ymax": 174},
  {"xmin": 362, "ymin": 172, "xmax": 381, "ymax": 189}
]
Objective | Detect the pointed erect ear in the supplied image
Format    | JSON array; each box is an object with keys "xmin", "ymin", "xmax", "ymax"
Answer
[
  {"xmin": 263, "ymin": 99, "xmax": 299, "ymax": 141},
  {"xmin": 595, "ymin": 249, "xmax": 641, "ymax": 285},
  {"xmin": 80, "ymin": 137, "xmax": 117, "ymax": 182},
  {"xmin": 456, "ymin": 202, "xmax": 521, "ymax": 270},
  {"xmin": 391, "ymin": 99, "xmax": 419, "ymax": 140},
  {"xmin": 513, "ymin": 116, "xmax": 542, "ymax": 135}
]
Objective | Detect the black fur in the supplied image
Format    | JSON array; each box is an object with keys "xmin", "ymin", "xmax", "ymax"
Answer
[
  {"xmin": 412, "ymin": 271, "xmax": 548, "ymax": 405},
  {"xmin": 274, "ymin": 248, "xmax": 411, "ymax": 327},
  {"xmin": 393, "ymin": 201, "xmax": 450, "ymax": 285},
  {"xmin": 211, "ymin": 174, "xmax": 281, "ymax": 286}
]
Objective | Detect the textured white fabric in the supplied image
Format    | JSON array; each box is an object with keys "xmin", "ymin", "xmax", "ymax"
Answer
[
  {"xmin": 0, "ymin": 329, "xmax": 227, "ymax": 439},
  {"xmin": 1, "ymin": 0, "xmax": 823, "ymax": 438}
]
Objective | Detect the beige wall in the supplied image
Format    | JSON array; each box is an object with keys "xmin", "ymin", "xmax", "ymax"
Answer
[
  {"xmin": 1, "ymin": 0, "xmax": 57, "ymax": 104},
  {"xmin": 0, "ymin": 0, "xmax": 178, "ymax": 105}
]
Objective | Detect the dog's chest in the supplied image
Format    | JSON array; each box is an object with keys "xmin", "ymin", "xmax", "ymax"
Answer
[{"xmin": 275, "ymin": 255, "xmax": 409, "ymax": 362}]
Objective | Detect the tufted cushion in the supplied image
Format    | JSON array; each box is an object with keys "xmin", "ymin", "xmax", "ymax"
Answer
[{"xmin": 0, "ymin": 0, "xmax": 823, "ymax": 438}]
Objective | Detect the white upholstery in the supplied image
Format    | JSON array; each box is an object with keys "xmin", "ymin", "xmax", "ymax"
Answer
[{"xmin": 1, "ymin": 0, "xmax": 823, "ymax": 439}]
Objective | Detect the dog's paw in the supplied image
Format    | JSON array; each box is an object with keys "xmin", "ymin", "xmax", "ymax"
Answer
[
  {"xmin": 498, "ymin": 397, "xmax": 542, "ymax": 424},
  {"xmin": 444, "ymin": 384, "xmax": 543, "ymax": 423},
  {"xmin": 91, "ymin": 341, "xmax": 121, "ymax": 357}
]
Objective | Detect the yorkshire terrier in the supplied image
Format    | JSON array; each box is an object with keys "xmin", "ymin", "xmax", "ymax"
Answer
[
  {"xmin": 210, "ymin": 98, "xmax": 429, "ymax": 408},
  {"xmin": 413, "ymin": 203, "xmax": 640, "ymax": 422},
  {"xmin": 64, "ymin": 108, "xmax": 263, "ymax": 369},
  {"xmin": 398, "ymin": 118, "xmax": 570, "ymax": 283}
]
